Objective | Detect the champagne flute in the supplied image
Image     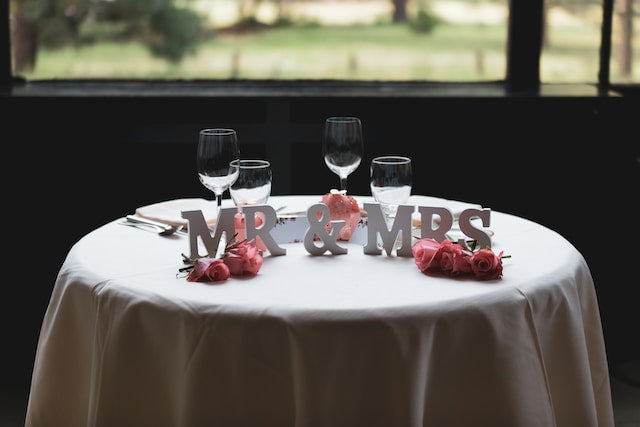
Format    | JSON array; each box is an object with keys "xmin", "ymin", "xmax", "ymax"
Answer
[
  {"xmin": 230, "ymin": 159, "xmax": 271, "ymax": 248},
  {"xmin": 322, "ymin": 116, "xmax": 364, "ymax": 193},
  {"xmin": 196, "ymin": 128, "xmax": 241, "ymax": 220},
  {"xmin": 370, "ymin": 156, "xmax": 412, "ymax": 222}
]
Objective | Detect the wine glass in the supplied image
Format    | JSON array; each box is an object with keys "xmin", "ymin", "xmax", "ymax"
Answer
[
  {"xmin": 322, "ymin": 116, "xmax": 364, "ymax": 193},
  {"xmin": 370, "ymin": 156, "xmax": 412, "ymax": 222},
  {"xmin": 196, "ymin": 128, "xmax": 241, "ymax": 219},
  {"xmin": 230, "ymin": 159, "xmax": 271, "ymax": 248},
  {"xmin": 230, "ymin": 159, "xmax": 272, "ymax": 209}
]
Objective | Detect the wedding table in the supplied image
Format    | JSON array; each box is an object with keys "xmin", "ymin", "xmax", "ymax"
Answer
[{"xmin": 25, "ymin": 195, "xmax": 614, "ymax": 427}]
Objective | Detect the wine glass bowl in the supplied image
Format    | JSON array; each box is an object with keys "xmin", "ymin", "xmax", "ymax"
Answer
[
  {"xmin": 322, "ymin": 116, "xmax": 364, "ymax": 193},
  {"xmin": 229, "ymin": 159, "xmax": 272, "ymax": 251},
  {"xmin": 196, "ymin": 128, "xmax": 241, "ymax": 214},
  {"xmin": 230, "ymin": 159, "xmax": 272, "ymax": 209},
  {"xmin": 370, "ymin": 156, "xmax": 412, "ymax": 220}
]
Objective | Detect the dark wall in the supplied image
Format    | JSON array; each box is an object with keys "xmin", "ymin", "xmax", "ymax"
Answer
[{"xmin": 4, "ymin": 93, "xmax": 639, "ymax": 421}]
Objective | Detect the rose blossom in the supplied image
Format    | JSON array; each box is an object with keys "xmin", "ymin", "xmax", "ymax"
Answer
[
  {"xmin": 186, "ymin": 257, "xmax": 230, "ymax": 283},
  {"xmin": 411, "ymin": 238, "xmax": 442, "ymax": 273},
  {"xmin": 470, "ymin": 248, "xmax": 504, "ymax": 280},
  {"xmin": 223, "ymin": 239, "xmax": 263, "ymax": 276},
  {"xmin": 413, "ymin": 238, "xmax": 503, "ymax": 280},
  {"xmin": 321, "ymin": 192, "xmax": 361, "ymax": 241},
  {"xmin": 437, "ymin": 240, "xmax": 472, "ymax": 276}
]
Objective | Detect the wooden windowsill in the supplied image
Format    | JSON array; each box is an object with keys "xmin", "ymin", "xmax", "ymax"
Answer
[{"xmin": 2, "ymin": 79, "xmax": 624, "ymax": 98}]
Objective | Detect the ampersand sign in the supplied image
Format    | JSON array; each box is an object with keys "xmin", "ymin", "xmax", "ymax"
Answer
[{"xmin": 303, "ymin": 203, "xmax": 348, "ymax": 255}]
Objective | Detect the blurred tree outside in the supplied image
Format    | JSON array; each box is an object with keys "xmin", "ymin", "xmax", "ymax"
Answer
[
  {"xmin": 541, "ymin": 0, "xmax": 594, "ymax": 48},
  {"xmin": 544, "ymin": 0, "xmax": 635, "ymax": 79},
  {"xmin": 615, "ymin": 0, "xmax": 633, "ymax": 78},
  {"xmin": 10, "ymin": 0, "xmax": 206, "ymax": 74},
  {"xmin": 392, "ymin": 0, "xmax": 408, "ymax": 22},
  {"xmin": 8, "ymin": 0, "xmax": 635, "ymax": 82}
]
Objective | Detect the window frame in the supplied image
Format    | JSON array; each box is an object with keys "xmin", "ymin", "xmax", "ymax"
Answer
[{"xmin": 0, "ymin": 0, "xmax": 637, "ymax": 96}]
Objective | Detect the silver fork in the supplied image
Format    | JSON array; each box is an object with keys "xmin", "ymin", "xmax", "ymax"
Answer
[{"xmin": 121, "ymin": 215, "xmax": 186, "ymax": 236}]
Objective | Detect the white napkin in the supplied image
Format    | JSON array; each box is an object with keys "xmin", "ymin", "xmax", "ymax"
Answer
[
  {"xmin": 134, "ymin": 198, "xmax": 219, "ymax": 228},
  {"xmin": 275, "ymin": 195, "xmax": 482, "ymax": 224},
  {"xmin": 406, "ymin": 195, "xmax": 483, "ymax": 227}
]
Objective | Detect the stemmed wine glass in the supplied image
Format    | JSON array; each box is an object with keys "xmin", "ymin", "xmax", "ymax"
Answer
[
  {"xmin": 322, "ymin": 116, "xmax": 364, "ymax": 193},
  {"xmin": 196, "ymin": 128, "xmax": 241, "ymax": 219},
  {"xmin": 370, "ymin": 156, "xmax": 413, "ymax": 222}
]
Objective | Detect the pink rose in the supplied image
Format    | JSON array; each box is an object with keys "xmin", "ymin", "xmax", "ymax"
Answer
[
  {"xmin": 223, "ymin": 239, "xmax": 263, "ymax": 276},
  {"xmin": 413, "ymin": 238, "xmax": 504, "ymax": 280},
  {"xmin": 321, "ymin": 192, "xmax": 361, "ymax": 241},
  {"xmin": 452, "ymin": 251, "xmax": 473, "ymax": 276},
  {"xmin": 411, "ymin": 238, "xmax": 442, "ymax": 273},
  {"xmin": 187, "ymin": 257, "xmax": 230, "ymax": 283},
  {"xmin": 470, "ymin": 249, "xmax": 504, "ymax": 280},
  {"xmin": 437, "ymin": 240, "xmax": 472, "ymax": 276}
]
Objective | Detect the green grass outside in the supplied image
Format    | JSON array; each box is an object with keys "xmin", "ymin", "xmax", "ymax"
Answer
[{"xmin": 22, "ymin": 19, "xmax": 637, "ymax": 82}]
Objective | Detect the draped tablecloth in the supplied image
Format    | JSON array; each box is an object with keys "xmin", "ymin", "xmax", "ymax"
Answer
[{"xmin": 25, "ymin": 195, "xmax": 614, "ymax": 427}]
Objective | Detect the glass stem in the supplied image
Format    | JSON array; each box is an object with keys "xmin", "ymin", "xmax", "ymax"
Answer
[
  {"xmin": 339, "ymin": 177, "xmax": 348, "ymax": 192},
  {"xmin": 215, "ymin": 194, "xmax": 226, "ymax": 257},
  {"xmin": 213, "ymin": 194, "xmax": 223, "ymax": 220}
]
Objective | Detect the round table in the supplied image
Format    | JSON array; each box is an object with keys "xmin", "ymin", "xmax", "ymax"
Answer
[{"xmin": 25, "ymin": 195, "xmax": 614, "ymax": 427}]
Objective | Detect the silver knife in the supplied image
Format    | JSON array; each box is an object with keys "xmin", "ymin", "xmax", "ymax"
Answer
[{"xmin": 125, "ymin": 215, "xmax": 180, "ymax": 232}]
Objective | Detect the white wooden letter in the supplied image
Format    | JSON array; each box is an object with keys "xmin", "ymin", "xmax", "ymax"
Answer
[
  {"xmin": 418, "ymin": 206, "xmax": 453, "ymax": 243},
  {"xmin": 242, "ymin": 205, "xmax": 286, "ymax": 256},
  {"xmin": 458, "ymin": 208, "xmax": 492, "ymax": 250},
  {"xmin": 363, "ymin": 203, "xmax": 414, "ymax": 256},
  {"xmin": 181, "ymin": 208, "xmax": 237, "ymax": 260}
]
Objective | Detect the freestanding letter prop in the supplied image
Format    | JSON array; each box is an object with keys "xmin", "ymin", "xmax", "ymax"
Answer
[
  {"xmin": 458, "ymin": 208, "xmax": 492, "ymax": 250},
  {"xmin": 182, "ymin": 208, "xmax": 237, "ymax": 260},
  {"xmin": 242, "ymin": 205, "xmax": 286, "ymax": 256},
  {"xmin": 363, "ymin": 203, "xmax": 414, "ymax": 256},
  {"xmin": 418, "ymin": 206, "xmax": 453, "ymax": 243},
  {"xmin": 303, "ymin": 203, "xmax": 348, "ymax": 255}
]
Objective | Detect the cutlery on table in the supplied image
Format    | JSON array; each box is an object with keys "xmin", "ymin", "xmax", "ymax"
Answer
[{"xmin": 122, "ymin": 215, "xmax": 186, "ymax": 236}]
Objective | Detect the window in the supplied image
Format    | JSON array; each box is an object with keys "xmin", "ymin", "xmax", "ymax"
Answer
[
  {"xmin": 539, "ymin": 0, "xmax": 638, "ymax": 84},
  {"xmin": 0, "ymin": 0, "xmax": 640, "ymax": 93},
  {"xmin": 4, "ymin": 0, "xmax": 637, "ymax": 90},
  {"xmin": 7, "ymin": 0, "xmax": 509, "ymax": 81}
]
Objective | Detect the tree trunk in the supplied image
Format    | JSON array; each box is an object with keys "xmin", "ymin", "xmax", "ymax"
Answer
[
  {"xmin": 11, "ymin": 7, "xmax": 38, "ymax": 74},
  {"xmin": 616, "ymin": 0, "xmax": 632, "ymax": 78},
  {"xmin": 392, "ymin": 0, "xmax": 408, "ymax": 22},
  {"xmin": 541, "ymin": 3, "xmax": 551, "ymax": 49}
]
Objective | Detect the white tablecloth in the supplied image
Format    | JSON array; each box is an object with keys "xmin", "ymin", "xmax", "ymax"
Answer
[{"xmin": 26, "ymin": 195, "xmax": 614, "ymax": 427}]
